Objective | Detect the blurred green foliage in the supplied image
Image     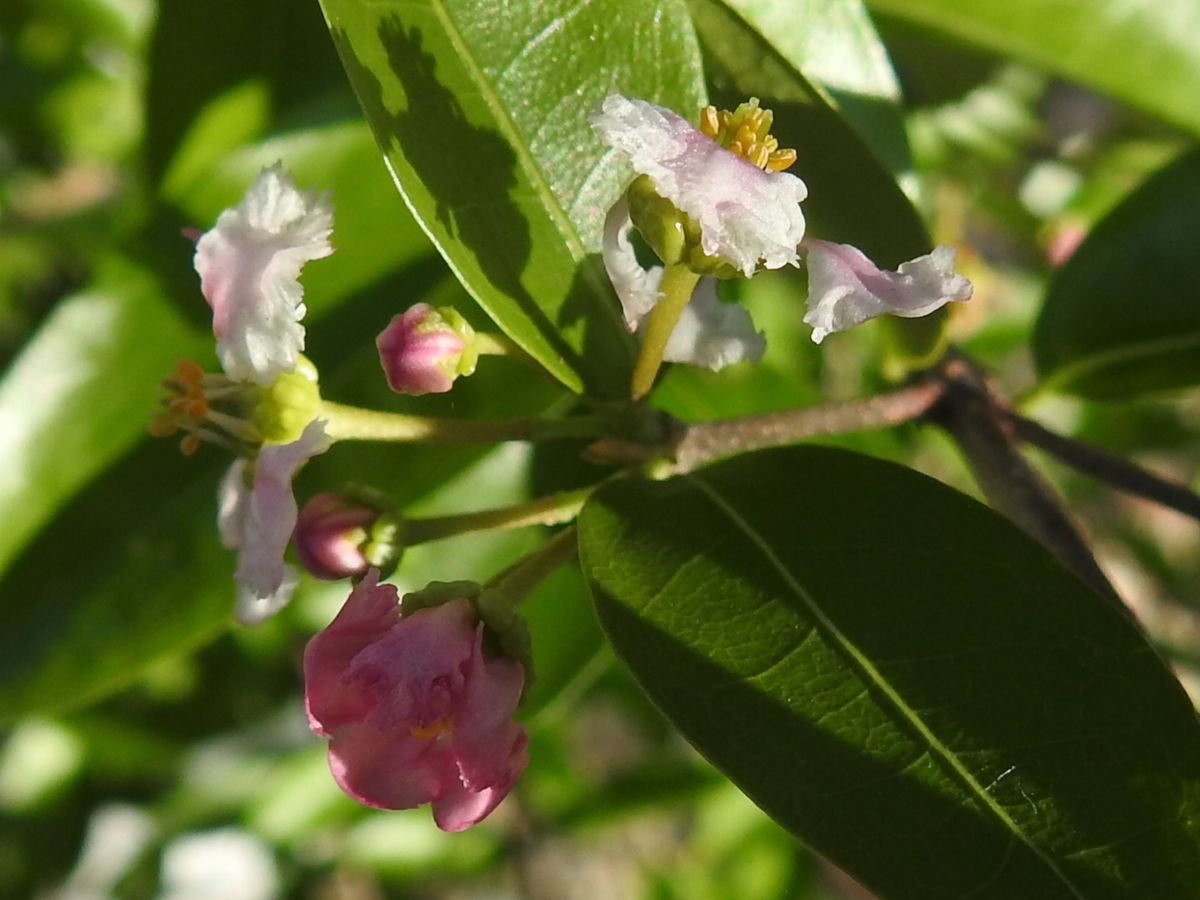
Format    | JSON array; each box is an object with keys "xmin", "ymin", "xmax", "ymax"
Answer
[{"xmin": 1, "ymin": 0, "xmax": 1198, "ymax": 896}]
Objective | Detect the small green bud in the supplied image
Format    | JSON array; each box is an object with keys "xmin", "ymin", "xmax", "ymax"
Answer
[{"xmin": 253, "ymin": 355, "xmax": 321, "ymax": 444}]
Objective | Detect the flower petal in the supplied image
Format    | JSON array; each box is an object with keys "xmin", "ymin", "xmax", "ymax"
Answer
[
  {"xmin": 661, "ymin": 278, "xmax": 765, "ymax": 370},
  {"xmin": 326, "ymin": 722, "xmax": 453, "ymax": 811},
  {"xmin": 195, "ymin": 164, "xmax": 333, "ymax": 384},
  {"xmin": 304, "ymin": 569, "xmax": 400, "ymax": 734},
  {"xmin": 232, "ymin": 419, "xmax": 330, "ymax": 624},
  {"xmin": 601, "ymin": 198, "xmax": 663, "ymax": 328},
  {"xmin": 802, "ymin": 240, "xmax": 973, "ymax": 344},
  {"xmin": 591, "ymin": 95, "xmax": 807, "ymax": 276}
]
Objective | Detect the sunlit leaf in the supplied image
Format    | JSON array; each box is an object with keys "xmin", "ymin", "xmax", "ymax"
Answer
[{"xmin": 318, "ymin": 0, "xmax": 706, "ymax": 396}]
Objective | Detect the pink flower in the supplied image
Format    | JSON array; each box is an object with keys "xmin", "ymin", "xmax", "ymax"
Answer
[
  {"xmin": 802, "ymin": 239, "xmax": 972, "ymax": 343},
  {"xmin": 294, "ymin": 493, "xmax": 388, "ymax": 581},
  {"xmin": 218, "ymin": 420, "xmax": 330, "ymax": 624},
  {"xmin": 304, "ymin": 571, "xmax": 528, "ymax": 831},
  {"xmin": 376, "ymin": 304, "xmax": 477, "ymax": 395}
]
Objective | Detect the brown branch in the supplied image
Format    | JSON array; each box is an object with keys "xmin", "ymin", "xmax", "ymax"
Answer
[
  {"xmin": 925, "ymin": 351, "xmax": 1123, "ymax": 607},
  {"xmin": 1003, "ymin": 410, "xmax": 1200, "ymax": 524},
  {"xmin": 672, "ymin": 380, "xmax": 944, "ymax": 473}
]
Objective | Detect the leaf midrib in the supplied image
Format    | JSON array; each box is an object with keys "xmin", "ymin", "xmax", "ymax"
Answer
[
  {"xmin": 421, "ymin": 0, "xmax": 620, "ymax": 316},
  {"xmin": 688, "ymin": 473, "xmax": 1089, "ymax": 899}
]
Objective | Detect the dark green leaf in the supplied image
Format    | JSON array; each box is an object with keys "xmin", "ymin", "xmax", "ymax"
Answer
[
  {"xmin": 579, "ymin": 446, "xmax": 1200, "ymax": 899},
  {"xmin": 1034, "ymin": 148, "xmax": 1200, "ymax": 399},
  {"xmin": 699, "ymin": 0, "xmax": 911, "ymax": 175},
  {"xmin": 318, "ymin": 0, "xmax": 706, "ymax": 396},
  {"xmin": 867, "ymin": 0, "xmax": 1200, "ymax": 138}
]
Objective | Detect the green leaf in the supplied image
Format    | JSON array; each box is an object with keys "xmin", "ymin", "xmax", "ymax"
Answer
[
  {"xmin": 318, "ymin": 0, "xmax": 706, "ymax": 397},
  {"xmin": 867, "ymin": 0, "xmax": 1200, "ymax": 138},
  {"xmin": 579, "ymin": 446, "xmax": 1200, "ymax": 899},
  {"xmin": 697, "ymin": 0, "xmax": 910, "ymax": 175},
  {"xmin": 1034, "ymin": 148, "xmax": 1200, "ymax": 399},
  {"xmin": 0, "ymin": 256, "xmax": 205, "ymax": 577}
]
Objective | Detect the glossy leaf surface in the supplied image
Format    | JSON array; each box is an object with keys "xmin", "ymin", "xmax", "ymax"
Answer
[
  {"xmin": 1034, "ymin": 149, "xmax": 1200, "ymax": 398},
  {"xmin": 867, "ymin": 0, "xmax": 1200, "ymax": 138},
  {"xmin": 579, "ymin": 445, "xmax": 1200, "ymax": 899},
  {"xmin": 319, "ymin": 0, "xmax": 707, "ymax": 397}
]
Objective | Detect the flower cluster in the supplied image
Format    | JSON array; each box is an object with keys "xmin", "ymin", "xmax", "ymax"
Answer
[{"xmin": 591, "ymin": 94, "xmax": 972, "ymax": 362}]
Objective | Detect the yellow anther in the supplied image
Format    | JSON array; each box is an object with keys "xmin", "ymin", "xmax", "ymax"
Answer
[
  {"xmin": 695, "ymin": 98, "xmax": 796, "ymax": 172},
  {"xmin": 409, "ymin": 717, "xmax": 454, "ymax": 741}
]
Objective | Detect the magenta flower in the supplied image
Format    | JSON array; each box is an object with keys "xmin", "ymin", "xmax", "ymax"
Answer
[
  {"xmin": 304, "ymin": 571, "xmax": 528, "ymax": 831},
  {"xmin": 293, "ymin": 493, "xmax": 378, "ymax": 581},
  {"xmin": 376, "ymin": 304, "xmax": 478, "ymax": 395}
]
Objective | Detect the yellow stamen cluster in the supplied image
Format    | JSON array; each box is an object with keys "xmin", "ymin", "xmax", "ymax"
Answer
[
  {"xmin": 699, "ymin": 98, "xmax": 797, "ymax": 173},
  {"xmin": 149, "ymin": 359, "xmax": 256, "ymax": 455},
  {"xmin": 409, "ymin": 716, "xmax": 454, "ymax": 741}
]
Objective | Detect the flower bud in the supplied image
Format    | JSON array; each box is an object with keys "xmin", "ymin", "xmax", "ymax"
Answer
[
  {"xmin": 376, "ymin": 304, "xmax": 478, "ymax": 395},
  {"xmin": 294, "ymin": 493, "xmax": 404, "ymax": 580}
]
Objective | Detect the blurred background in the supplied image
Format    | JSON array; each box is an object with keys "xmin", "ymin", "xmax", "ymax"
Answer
[{"xmin": 1, "ymin": 0, "xmax": 1198, "ymax": 897}]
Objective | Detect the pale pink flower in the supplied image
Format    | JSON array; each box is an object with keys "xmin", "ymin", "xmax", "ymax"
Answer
[
  {"xmin": 218, "ymin": 420, "xmax": 330, "ymax": 624},
  {"xmin": 194, "ymin": 164, "xmax": 333, "ymax": 385},
  {"xmin": 802, "ymin": 240, "xmax": 973, "ymax": 343},
  {"xmin": 591, "ymin": 94, "xmax": 807, "ymax": 276},
  {"xmin": 304, "ymin": 571, "xmax": 528, "ymax": 831},
  {"xmin": 601, "ymin": 201, "xmax": 764, "ymax": 371},
  {"xmin": 375, "ymin": 304, "xmax": 476, "ymax": 395}
]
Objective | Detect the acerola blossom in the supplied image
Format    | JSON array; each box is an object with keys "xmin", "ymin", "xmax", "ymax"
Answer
[
  {"xmin": 802, "ymin": 240, "xmax": 973, "ymax": 344},
  {"xmin": 591, "ymin": 94, "xmax": 807, "ymax": 277},
  {"xmin": 376, "ymin": 304, "xmax": 478, "ymax": 395},
  {"xmin": 601, "ymin": 200, "xmax": 764, "ymax": 371},
  {"xmin": 194, "ymin": 164, "xmax": 333, "ymax": 385},
  {"xmin": 218, "ymin": 420, "xmax": 330, "ymax": 624},
  {"xmin": 304, "ymin": 571, "xmax": 528, "ymax": 831}
]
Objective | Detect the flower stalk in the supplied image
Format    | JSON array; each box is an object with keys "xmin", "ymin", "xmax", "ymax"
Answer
[
  {"xmin": 407, "ymin": 488, "xmax": 593, "ymax": 546},
  {"xmin": 318, "ymin": 401, "xmax": 604, "ymax": 444},
  {"xmin": 629, "ymin": 263, "xmax": 702, "ymax": 399},
  {"xmin": 487, "ymin": 526, "xmax": 580, "ymax": 605}
]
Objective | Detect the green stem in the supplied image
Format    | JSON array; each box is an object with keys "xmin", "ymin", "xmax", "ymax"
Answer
[
  {"xmin": 474, "ymin": 332, "xmax": 522, "ymax": 357},
  {"xmin": 487, "ymin": 526, "xmax": 580, "ymax": 604},
  {"xmin": 629, "ymin": 264, "xmax": 702, "ymax": 400},
  {"xmin": 319, "ymin": 401, "xmax": 603, "ymax": 444},
  {"xmin": 407, "ymin": 487, "xmax": 594, "ymax": 545}
]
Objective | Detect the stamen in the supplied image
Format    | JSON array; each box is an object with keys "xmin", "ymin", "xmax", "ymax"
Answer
[
  {"xmin": 149, "ymin": 358, "xmax": 261, "ymax": 455},
  {"xmin": 409, "ymin": 716, "xmax": 454, "ymax": 741},
  {"xmin": 696, "ymin": 98, "xmax": 797, "ymax": 172}
]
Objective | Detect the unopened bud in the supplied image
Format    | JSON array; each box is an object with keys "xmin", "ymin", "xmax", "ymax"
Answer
[
  {"xmin": 376, "ymin": 304, "xmax": 478, "ymax": 395},
  {"xmin": 294, "ymin": 493, "xmax": 403, "ymax": 580}
]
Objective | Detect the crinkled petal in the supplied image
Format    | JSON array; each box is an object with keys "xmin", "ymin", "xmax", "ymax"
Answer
[
  {"xmin": 802, "ymin": 240, "xmax": 973, "ymax": 344},
  {"xmin": 591, "ymin": 95, "xmax": 806, "ymax": 276},
  {"xmin": 232, "ymin": 419, "xmax": 331, "ymax": 624},
  {"xmin": 304, "ymin": 569, "xmax": 400, "ymax": 734},
  {"xmin": 346, "ymin": 599, "xmax": 477, "ymax": 730},
  {"xmin": 661, "ymin": 278, "xmax": 765, "ymax": 370},
  {"xmin": 326, "ymin": 722, "xmax": 453, "ymax": 811},
  {"xmin": 452, "ymin": 628, "xmax": 527, "ymax": 788},
  {"xmin": 601, "ymin": 198, "xmax": 663, "ymax": 328},
  {"xmin": 195, "ymin": 164, "xmax": 333, "ymax": 384}
]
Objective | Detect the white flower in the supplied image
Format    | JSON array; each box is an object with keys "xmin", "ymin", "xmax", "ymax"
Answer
[
  {"xmin": 195, "ymin": 164, "xmax": 333, "ymax": 385},
  {"xmin": 591, "ymin": 94, "xmax": 807, "ymax": 277},
  {"xmin": 802, "ymin": 240, "xmax": 973, "ymax": 344},
  {"xmin": 601, "ymin": 201, "xmax": 763, "ymax": 371},
  {"xmin": 218, "ymin": 420, "xmax": 330, "ymax": 624},
  {"xmin": 663, "ymin": 278, "xmax": 765, "ymax": 370}
]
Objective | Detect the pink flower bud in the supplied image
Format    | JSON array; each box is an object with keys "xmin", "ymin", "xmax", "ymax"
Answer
[
  {"xmin": 376, "ymin": 304, "xmax": 477, "ymax": 395},
  {"xmin": 293, "ymin": 493, "xmax": 381, "ymax": 580},
  {"xmin": 304, "ymin": 571, "xmax": 528, "ymax": 831}
]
